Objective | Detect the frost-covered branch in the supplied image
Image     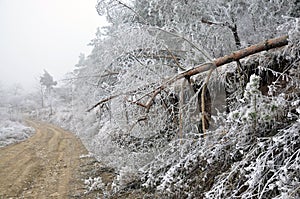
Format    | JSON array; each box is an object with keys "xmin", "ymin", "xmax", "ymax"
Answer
[
  {"xmin": 87, "ymin": 35, "xmax": 288, "ymax": 113},
  {"xmin": 182, "ymin": 35, "xmax": 289, "ymax": 78}
]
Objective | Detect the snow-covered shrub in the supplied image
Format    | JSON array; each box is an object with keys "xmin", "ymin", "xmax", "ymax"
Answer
[
  {"xmin": 0, "ymin": 114, "xmax": 35, "ymax": 147},
  {"xmin": 84, "ymin": 177, "xmax": 105, "ymax": 194},
  {"xmin": 205, "ymin": 120, "xmax": 300, "ymax": 198},
  {"xmin": 228, "ymin": 74, "xmax": 290, "ymax": 136},
  {"xmin": 37, "ymin": 0, "xmax": 300, "ymax": 197},
  {"xmin": 138, "ymin": 67, "xmax": 299, "ymax": 198}
]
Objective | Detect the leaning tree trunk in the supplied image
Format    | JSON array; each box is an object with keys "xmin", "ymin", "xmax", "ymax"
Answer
[{"xmin": 88, "ymin": 35, "xmax": 289, "ymax": 112}]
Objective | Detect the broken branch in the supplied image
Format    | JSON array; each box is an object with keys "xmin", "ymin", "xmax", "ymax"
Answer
[
  {"xmin": 86, "ymin": 95, "xmax": 119, "ymax": 112},
  {"xmin": 87, "ymin": 35, "xmax": 288, "ymax": 112}
]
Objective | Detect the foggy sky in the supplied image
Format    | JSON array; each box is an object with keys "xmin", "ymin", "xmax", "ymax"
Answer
[{"xmin": 0, "ymin": 0, "xmax": 106, "ymax": 92}]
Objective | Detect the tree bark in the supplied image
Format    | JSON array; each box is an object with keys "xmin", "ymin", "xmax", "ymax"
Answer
[
  {"xmin": 181, "ymin": 35, "xmax": 288, "ymax": 79},
  {"xmin": 87, "ymin": 35, "xmax": 288, "ymax": 112}
]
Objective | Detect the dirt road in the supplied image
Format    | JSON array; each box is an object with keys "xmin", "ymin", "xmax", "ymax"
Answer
[{"xmin": 0, "ymin": 120, "xmax": 89, "ymax": 198}]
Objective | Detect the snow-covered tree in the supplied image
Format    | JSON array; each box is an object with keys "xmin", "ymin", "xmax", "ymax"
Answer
[
  {"xmin": 39, "ymin": 70, "xmax": 57, "ymax": 114},
  {"xmin": 40, "ymin": 69, "xmax": 57, "ymax": 91},
  {"xmin": 45, "ymin": 0, "xmax": 300, "ymax": 197},
  {"xmin": 75, "ymin": 53, "xmax": 86, "ymax": 68}
]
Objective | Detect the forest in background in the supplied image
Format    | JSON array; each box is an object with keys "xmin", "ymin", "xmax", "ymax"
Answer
[{"xmin": 1, "ymin": 0, "xmax": 300, "ymax": 198}]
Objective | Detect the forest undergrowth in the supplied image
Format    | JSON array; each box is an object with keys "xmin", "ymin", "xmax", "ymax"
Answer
[{"xmin": 35, "ymin": 1, "xmax": 300, "ymax": 198}]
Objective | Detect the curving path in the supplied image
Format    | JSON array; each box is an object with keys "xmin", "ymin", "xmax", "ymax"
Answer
[{"xmin": 0, "ymin": 120, "xmax": 88, "ymax": 198}]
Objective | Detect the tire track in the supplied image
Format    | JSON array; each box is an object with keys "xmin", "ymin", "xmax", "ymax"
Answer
[{"xmin": 0, "ymin": 120, "xmax": 88, "ymax": 198}]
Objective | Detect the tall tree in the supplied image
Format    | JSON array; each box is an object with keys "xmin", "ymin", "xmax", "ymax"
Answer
[
  {"xmin": 40, "ymin": 69, "xmax": 57, "ymax": 91},
  {"xmin": 40, "ymin": 70, "xmax": 57, "ymax": 114},
  {"xmin": 59, "ymin": 0, "xmax": 300, "ymax": 197}
]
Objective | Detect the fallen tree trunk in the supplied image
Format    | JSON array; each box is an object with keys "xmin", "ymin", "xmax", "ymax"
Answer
[
  {"xmin": 88, "ymin": 35, "xmax": 288, "ymax": 112},
  {"xmin": 176, "ymin": 35, "xmax": 288, "ymax": 80},
  {"xmin": 143, "ymin": 35, "xmax": 289, "ymax": 109}
]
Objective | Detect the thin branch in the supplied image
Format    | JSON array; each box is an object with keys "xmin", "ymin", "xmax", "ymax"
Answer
[
  {"xmin": 86, "ymin": 82, "xmax": 158, "ymax": 112},
  {"xmin": 87, "ymin": 35, "xmax": 288, "ymax": 112},
  {"xmin": 86, "ymin": 95, "xmax": 119, "ymax": 112},
  {"xmin": 201, "ymin": 18, "xmax": 227, "ymax": 26},
  {"xmin": 114, "ymin": 0, "xmax": 214, "ymax": 61},
  {"xmin": 60, "ymin": 72, "xmax": 119, "ymax": 81},
  {"xmin": 125, "ymin": 97, "xmax": 147, "ymax": 108},
  {"xmin": 115, "ymin": 0, "xmax": 148, "ymax": 24},
  {"xmin": 201, "ymin": 18, "xmax": 241, "ymax": 49},
  {"xmin": 164, "ymin": 46, "xmax": 186, "ymax": 71},
  {"xmin": 145, "ymin": 87, "xmax": 164, "ymax": 113},
  {"xmin": 141, "ymin": 35, "xmax": 289, "ymax": 111},
  {"xmin": 134, "ymin": 53, "xmax": 181, "ymax": 60},
  {"xmin": 154, "ymin": 27, "xmax": 214, "ymax": 62},
  {"xmin": 128, "ymin": 53, "xmax": 159, "ymax": 78}
]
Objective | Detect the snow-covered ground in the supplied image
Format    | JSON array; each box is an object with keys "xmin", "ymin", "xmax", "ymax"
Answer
[{"xmin": 0, "ymin": 108, "xmax": 35, "ymax": 147}]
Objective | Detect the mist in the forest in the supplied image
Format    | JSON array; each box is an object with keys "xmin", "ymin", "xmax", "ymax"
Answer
[{"xmin": 0, "ymin": 0, "xmax": 106, "ymax": 91}]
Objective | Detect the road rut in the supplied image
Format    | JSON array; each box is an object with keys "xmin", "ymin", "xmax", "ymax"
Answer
[{"xmin": 0, "ymin": 120, "xmax": 88, "ymax": 198}]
